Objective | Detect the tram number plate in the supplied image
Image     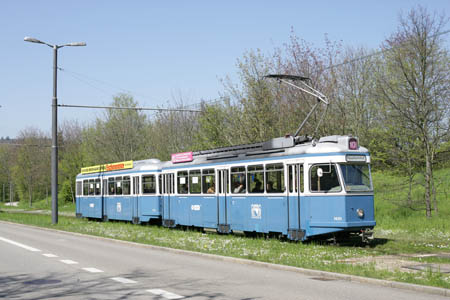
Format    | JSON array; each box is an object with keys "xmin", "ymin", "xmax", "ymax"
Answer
[{"xmin": 191, "ymin": 205, "xmax": 201, "ymax": 211}]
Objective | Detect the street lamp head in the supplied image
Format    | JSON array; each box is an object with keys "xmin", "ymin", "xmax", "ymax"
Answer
[
  {"xmin": 66, "ymin": 42, "xmax": 87, "ymax": 47},
  {"xmin": 24, "ymin": 36, "xmax": 45, "ymax": 44}
]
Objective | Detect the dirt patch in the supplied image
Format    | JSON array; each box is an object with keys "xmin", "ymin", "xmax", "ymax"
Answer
[{"xmin": 338, "ymin": 253, "xmax": 450, "ymax": 273}]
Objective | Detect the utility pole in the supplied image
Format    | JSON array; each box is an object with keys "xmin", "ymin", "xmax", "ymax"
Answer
[{"xmin": 9, "ymin": 182, "xmax": 12, "ymax": 205}]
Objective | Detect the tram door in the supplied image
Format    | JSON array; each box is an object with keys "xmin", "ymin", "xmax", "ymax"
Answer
[
  {"xmin": 162, "ymin": 173, "xmax": 175, "ymax": 227},
  {"xmin": 287, "ymin": 163, "xmax": 305, "ymax": 240},
  {"xmin": 102, "ymin": 178, "xmax": 108, "ymax": 221},
  {"xmin": 216, "ymin": 169, "xmax": 230, "ymax": 233},
  {"xmin": 132, "ymin": 176, "xmax": 140, "ymax": 224}
]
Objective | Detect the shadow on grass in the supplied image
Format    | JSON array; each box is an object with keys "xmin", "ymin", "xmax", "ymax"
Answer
[{"xmin": 306, "ymin": 236, "xmax": 390, "ymax": 249}]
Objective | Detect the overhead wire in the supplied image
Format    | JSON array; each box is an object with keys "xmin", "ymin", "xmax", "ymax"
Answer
[{"xmin": 57, "ymin": 29, "xmax": 450, "ymax": 109}]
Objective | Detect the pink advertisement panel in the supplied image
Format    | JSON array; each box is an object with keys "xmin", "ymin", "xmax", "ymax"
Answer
[{"xmin": 171, "ymin": 151, "xmax": 193, "ymax": 163}]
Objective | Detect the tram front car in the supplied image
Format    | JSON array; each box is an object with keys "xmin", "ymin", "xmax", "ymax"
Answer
[{"xmin": 303, "ymin": 135, "xmax": 375, "ymax": 242}]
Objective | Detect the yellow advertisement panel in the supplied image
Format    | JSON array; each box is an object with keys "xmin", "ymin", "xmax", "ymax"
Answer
[{"xmin": 81, "ymin": 160, "xmax": 133, "ymax": 174}]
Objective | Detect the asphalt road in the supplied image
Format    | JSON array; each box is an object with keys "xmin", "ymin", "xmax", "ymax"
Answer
[{"xmin": 0, "ymin": 221, "xmax": 447, "ymax": 300}]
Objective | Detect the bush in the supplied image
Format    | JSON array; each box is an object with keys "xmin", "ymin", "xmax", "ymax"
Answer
[{"xmin": 59, "ymin": 180, "xmax": 74, "ymax": 203}]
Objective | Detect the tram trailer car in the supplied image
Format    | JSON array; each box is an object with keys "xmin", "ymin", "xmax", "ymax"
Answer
[
  {"xmin": 76, "ymin": 135, "xmax": 375, "ymax": 241},
  {"xmin": 76, "ymin": 159, "xmax": 162, "ymax": 224}
]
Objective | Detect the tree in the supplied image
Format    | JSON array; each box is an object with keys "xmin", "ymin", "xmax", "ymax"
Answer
[
  {"xmin": 221, "ymin": 49, "xmax": 281, "ymax": 144},
  {"xmin": 12, "ymin": 128, "xmax": 50, "ymax": 207},
  {"xmin": 375, "ymin": 7, "xmax": 450, "ymax": 217},
  {"xmin": 59, "ymin": 120, "xmax": 86, "ymax": 202},
  {"xmin": 332, "ymin": 47, "xmax": 379, "ymax": 144},
  {"xmin": 151, "ymin": 105, "xmax": 199, "ymax": 160},
  {"xmin": 82, "ymin": 94, "xmax": 152, "ymax": 164},
  {"xmin": 0, "ymin": 144, "xmax": 15, "ymax": 202}
]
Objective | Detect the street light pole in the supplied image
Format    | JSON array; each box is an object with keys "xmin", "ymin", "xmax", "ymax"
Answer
[
  {"xmin": 51, "ymin": 45, "xmax": 58, "ymax": 225},
  {"xmin": 24, "ymin": 37, "xmax": 86, "ymax": 224}
]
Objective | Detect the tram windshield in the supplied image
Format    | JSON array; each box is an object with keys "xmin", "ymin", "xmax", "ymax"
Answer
[{"xmin": 339, "ymin": 164, "xmax": 372, "ymax": 192}]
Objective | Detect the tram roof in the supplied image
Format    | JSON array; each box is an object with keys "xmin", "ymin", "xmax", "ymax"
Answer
[{"xmin": 76, "ymin": 135, "xmax": 369, "ymax": 178}]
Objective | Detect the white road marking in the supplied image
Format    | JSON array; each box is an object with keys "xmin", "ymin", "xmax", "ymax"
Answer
[
  {"xmin": 148, "ymin": 289, "xmax": 184, "ymax": 299},
  {"xmin": 111, "ymin": 277, "xmax": 137, "ymax": 284},
  {"xmin": 42, "ymin": 253, "xmax": 58, "ymax": 258},
  {"xmin": 0, "ymin": 236, "xmax": 41, "ymax": 252},
  {"xmin": 82, "ymin": 267, "xmax": 104, "ymax": 273},
  {"xmin": 60, "ymin": 259, "xmax": 79, "ymax": 265}
]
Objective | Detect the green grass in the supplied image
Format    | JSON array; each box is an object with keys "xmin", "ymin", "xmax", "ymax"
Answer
[
  {"xmin": 371, "ymin": 167, "xmax": 450, "ymax": 256},
  {"xmin": 0, "ymin": 198, "xmax": 75, "ymax": 213},
  {"xmin": 0, "ymin": 167, "xmax": 449, "ymax": 289}
]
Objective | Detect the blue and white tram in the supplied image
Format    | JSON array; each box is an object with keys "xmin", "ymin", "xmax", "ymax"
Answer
[
  {"xmin": 76, "ymin": 159, "xmax": 162, "ymax": 224},
  {"xmin": 75, "ymin": 135, "xmax": 375, "ymax": 241}
]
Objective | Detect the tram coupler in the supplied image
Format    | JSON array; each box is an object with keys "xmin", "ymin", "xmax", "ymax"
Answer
[
  {"xmin": 288, "ymin": 229, "xmax": 305, "ymax": 241},
  {"xmin": 132, "ymin": 217, "xmax": 140, "ymax": 225},
  {"xmin": 360, "ymin": 229, "xmax": 374, "ymax": 243},
  {"xmin": 162, "ymin": 219, "xmax": 175, "ymax": 228},
  {"xmin": 76, "ymin": 213, "xmax": 82, "ymax": 218},
  {"xmin": 217, "ymin": 224, "xmax": 231, "ymax": 234},
  {"xmin": 102, "ymin": 215, "xmax": 109, "ymax": 222}
]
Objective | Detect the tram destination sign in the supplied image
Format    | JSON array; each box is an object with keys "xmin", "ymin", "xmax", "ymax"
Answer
[
  {"xmin": 345, "ymin": 155, "xmax": 366, "ymax": 162},
  {"xmin": 171, "ymin": 151, "xmax": 193, "ymax": 163},
  {"xmin": 81, "ymin": 160, "xmax": 134, "ymax": 174}
]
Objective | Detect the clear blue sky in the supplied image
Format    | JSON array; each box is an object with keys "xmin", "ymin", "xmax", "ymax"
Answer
[{"xmin": 1, "ymin": 0, "xmax": 449, "ymax": 138}]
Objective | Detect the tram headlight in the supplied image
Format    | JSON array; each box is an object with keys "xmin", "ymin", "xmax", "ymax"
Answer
[{"xmin": 356, "ymin": 208, "xmax": 364, "ymax": 218}]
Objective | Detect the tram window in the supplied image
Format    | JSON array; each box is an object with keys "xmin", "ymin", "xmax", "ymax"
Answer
[
  {"xmin": 95, "ymin": 178, "xmax": 101, "ymax": 195},
  {"xmin": 103, "ymin": 179, "xmax": 107, "ymax": 195},
  {"xmin": 340, "ymin": 164, "xmax": 372, "ymax": 192},
  {"xmin": 266, "ymin": 164, "xmax": 285, "ymax": 193},
  {"xmin": 225, "ymin": 171, "xmax": 229, "ymax": 193},
  {"xmin": 310, "ymin": 164, "xmax": 342, "ymax": 193},
  {"xmin": 115, "ymin": 176, "xmax": 123, "ymax": 195},
  {"xmin": 108, "ymin": 177, "xmax": 116, "ymax": 195},
  {"xmin": 158, "ymin": 175, "xmax": 162, "ymax": 194},
  {"xmin": 76, "ymin": 181, "xmax": 82, "ymax": 196},
  {"xmin": 299, "ymin": 165, "xmax": 304, "ymax": 192},
  {"xmin": 122, "ymin": 176, "xmax": 131, "ymax": 195},
  {"xmin": 133, "ymin": 177, "xmax": 140, "ymax": 195},
  {"xmin": 88, "ymin": 179, "xmax": 95, "ymax": 196},
  {"xmin": 108, "ymin": 177, "xmax": 115, "ymax": 195},
  {"xmin": 218, "ymin": 171, "xmax": 222, "ymax": 194},
  {"xmin": 83, "ymin": 180, "xmax": 89, "ymax": 196},
  {"xmin": 76, "ymin": 181, "xmax": 83, "ymax": 196},
  {"xmin": 202, "ymin": 169, "xmax": 215, "ymax": 194},
  {"xmin": 189, "ymin": 170, "xmax": 201, "ymax": 194},
  {"xmin": 289, "ymin": 165, "xmax": 304, "ymax": 193},
  {"xmin": 248, "ymin": 165, "xmax": 264, "ymax": 193},
  {"xmin": 170, "ymin": 173, "xmax": 175, "ymax": 194},
  {"xmin": 231, "ymin": 166, "xmax": 246, "ymax": 194},
  {"xmin": 142, "ymin": 175, "xmax": 156, "ymax": 194},
  {"xmin": 165, "ymin": 174, "xmax": 175, "ymax": 194},
  {"xmin": 177, "ymin": 171, "xmax": 188, "ymax": 194}
]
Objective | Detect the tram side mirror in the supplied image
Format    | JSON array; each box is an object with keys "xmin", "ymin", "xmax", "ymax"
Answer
[{"xmin": 317, "ymin": 168, "xmax": 323, "ymax": 178}]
